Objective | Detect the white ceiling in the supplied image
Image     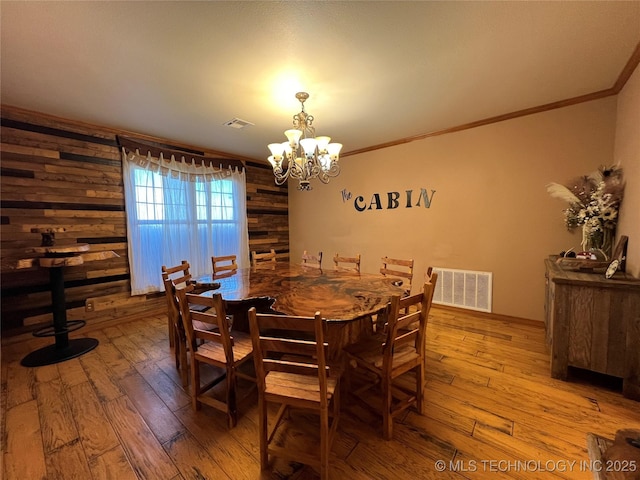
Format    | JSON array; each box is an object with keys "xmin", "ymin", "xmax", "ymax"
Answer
[{"xmin": 2, "ymin": 1, "xmax": 639, "ymax": 162}]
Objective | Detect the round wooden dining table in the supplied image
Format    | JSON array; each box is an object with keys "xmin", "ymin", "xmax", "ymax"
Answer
[{"xmin": 195, "ymin": 263, "xmax": 406, "ymax": 359}]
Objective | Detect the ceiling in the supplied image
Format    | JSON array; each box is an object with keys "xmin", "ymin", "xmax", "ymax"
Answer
[{"xmin": 2, "ymin": 1, "xmax": 639, "ymax": 162}]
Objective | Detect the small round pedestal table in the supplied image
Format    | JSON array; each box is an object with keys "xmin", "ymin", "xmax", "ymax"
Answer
[{"xmin": 20, "ymin": 243, "xmax": 99, "ymax": 367}]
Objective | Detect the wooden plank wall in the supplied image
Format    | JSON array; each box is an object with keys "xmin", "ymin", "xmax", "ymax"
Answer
[{"xmin": 0, "ymin": 105, "xmax": 289, "ymax": 339}]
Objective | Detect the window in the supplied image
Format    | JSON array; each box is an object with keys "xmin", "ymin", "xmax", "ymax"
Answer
[{"xmin": 123, "ymin": 152, "xmax": 249, "ymax": 295}]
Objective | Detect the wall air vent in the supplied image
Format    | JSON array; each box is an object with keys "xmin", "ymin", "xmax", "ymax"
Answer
[
  {"xmin": 223, "ymin": 118, "xmax": 254, "ymax": 129},
  {"xmin": 432, "ymin": 267, "xmax": 492, "ymax": 313}
]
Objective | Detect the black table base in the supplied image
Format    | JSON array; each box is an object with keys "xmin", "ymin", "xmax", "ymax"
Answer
[
  {"xmin": 21, "ymin": 337, "xmax": 99, "ymax": 367},
  {"xmin": 21, "ymin": 263, "xmax": 99, "ymax": 367}
]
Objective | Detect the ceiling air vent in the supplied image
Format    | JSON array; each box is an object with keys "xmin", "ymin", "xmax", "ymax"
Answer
[{"xmin": 223, "ymin": 118, "xmax": 254, "ymax": 129}]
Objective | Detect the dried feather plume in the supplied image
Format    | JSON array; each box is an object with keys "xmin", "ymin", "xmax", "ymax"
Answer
[
  {"xmin": 547, "ymin": 164, "xmax": 625, "ymax": 232},
  {"xmin": 546, "ymin": 182, "xmax": 580, "ymax": 204}
]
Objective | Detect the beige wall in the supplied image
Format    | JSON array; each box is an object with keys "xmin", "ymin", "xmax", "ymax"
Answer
[
  {"xmin": 288, "ymin": 97, "xmax": 619, "ymax": 322},
  {"xmin": 614, "ymin": 64, "xmax": 640, "ymax": 278}
]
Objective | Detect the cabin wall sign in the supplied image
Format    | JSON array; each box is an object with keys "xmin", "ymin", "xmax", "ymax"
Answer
[{"xmin": 342, "ymin": 188, "xmax": 436, "ymax": 212}]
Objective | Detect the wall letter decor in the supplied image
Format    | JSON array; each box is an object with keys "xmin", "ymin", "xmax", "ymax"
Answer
[
  {"xmin": 387, "ymin": 191, "xmax": 400, "ymax": 209},
  {"xmin": 368, "ymin": 193, "xmax": 382, "ymax": 210},
  {"xmin": 346, "ymin": 187, "xmax": 436, "ymax": 213}
]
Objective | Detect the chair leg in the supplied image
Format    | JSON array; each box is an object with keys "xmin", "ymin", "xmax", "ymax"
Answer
[
  {"xmin": 416, "ymin": 364, "xmax": 425, "ymax": 415},
  {"xmin": 178, "ymin": 338, "xmax": 189, "ymax": 388},
  {"xmin": 173, "ymin": 328, "xmax": 180, "ymax": 368},
  {"xmin": 258, "ymin": 395, "xmax": 269, "ymax": 470},
  {"xmin": 382, "ymin": 377, "xmax": 393, "ymax": 440},
  {"xmin": 374, "ymin": 310, "xmax": 388, "ymax": 333},
  {"xmin": 320, "ymin": 406, "xmax": 329, "ymax": 480},
  {"xmin": 226, "ymin": 367, "xmax": 238, "ymax": 428},
  {"xmin": 191, "ymin": 358, "xmax": 201, "ymax": 411},
  {"xmin": 333, "ymin": 380, "xmax": 341, "ymax": 429}
]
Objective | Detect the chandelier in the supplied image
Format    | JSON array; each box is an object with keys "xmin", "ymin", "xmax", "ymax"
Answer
[{"xmin": 267, "ymin": 92, "xmax": 342, "ymax": 191}]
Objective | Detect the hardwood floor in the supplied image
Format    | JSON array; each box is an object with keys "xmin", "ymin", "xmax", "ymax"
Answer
[{"xmin": 2, "ymin": 307, "xmax": 639, "ymax": 479}]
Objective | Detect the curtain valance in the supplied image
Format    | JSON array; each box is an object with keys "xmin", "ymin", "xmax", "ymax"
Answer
[{"xmin": 117, "ymin": 135, "xmax": 245, "ymax": 182}]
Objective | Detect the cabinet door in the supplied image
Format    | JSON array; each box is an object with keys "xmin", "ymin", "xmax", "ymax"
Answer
[{"xmin": 566, "ymin": 286, "xmax": 625, "ymax": 377}]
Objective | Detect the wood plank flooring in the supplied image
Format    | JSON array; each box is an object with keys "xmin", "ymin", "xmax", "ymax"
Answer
[{"xmin": 2, "ymin": 307, "xmax": 639, "ymax": 479}]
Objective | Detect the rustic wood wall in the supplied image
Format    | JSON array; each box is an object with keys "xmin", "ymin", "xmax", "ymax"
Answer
[{"xmin": 0, "ymin": 105, "xmax": 289, "ymax": 339}]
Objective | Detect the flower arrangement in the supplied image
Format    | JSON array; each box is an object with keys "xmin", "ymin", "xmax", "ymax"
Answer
[{"xmin": 547, "ymin": 165, "xmax": 624, "ymax": 258}]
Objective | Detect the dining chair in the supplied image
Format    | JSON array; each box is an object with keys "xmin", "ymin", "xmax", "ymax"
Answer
[
  {"xmin": 175, "ymin": 288, "xmax": 255, "ymax": 428},
  {"xmin": 333, "ymin": 253, "xmax": 361, "ymax": 273},
  {"xmin": 302, "ymin": 250, "xmax": 323, "ymax": 269},
  {"xmin": 251, "ymin": 248, "xmax": 277, "ymax": 267},
  {"xmin": 212, "ymin": 254, "xmax": 238, "ymax": 277},
  {"xmin": 161, "ymin": 261, "xmax": 217, "ymax": 387},
  {"xmin": 343, "ymin": 274, "xmax": 437, "ymax": 440},
  {"xmin": 377, "ymin": 266, "xmax": 436, "ymax": 333},
  {"xmin": 161, "ymin": 274, "xmax": 191, "ymax": 387},
  {"xmin": 161, "ymin": 260, "xmax": 198, "ymax": 350},
  {"xmin": 380, "ymin": 256, "xmax": 414, "ymax": 295},
  {"xmin": 248, "ymin": 307, "xmax": 340, "ymax": 480}
]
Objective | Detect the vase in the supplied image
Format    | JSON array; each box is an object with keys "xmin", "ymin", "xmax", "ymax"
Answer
[{"xmin": 582, "ymin": 225, "xmax": 614, "ymax": 260}]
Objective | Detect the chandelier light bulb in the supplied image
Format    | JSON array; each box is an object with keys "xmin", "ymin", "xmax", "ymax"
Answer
[
  {"xmin": 268, "ymin": 143, "xmax": 285, "ymax": 160},
  {"xmin": 300, "ymin": 137, "xmax": 317, "ymax": 159},
  {"xmin": 327, "ymin": 143, "xmax": 343, "ymax": 160},
  {"xmin": 284, "ymin": 129, "xmax": 302, "ymax": 147},
  {"xmin": 315, "ymin": 136, "xmax": 331, "ymax": 153}
]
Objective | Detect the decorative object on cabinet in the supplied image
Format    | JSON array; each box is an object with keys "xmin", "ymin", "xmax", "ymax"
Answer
[
  {"xmin": 604, "ymin": 259, "xmax": 620, "ymax": 279},
  {"xmin": 547, "ymin": 165, "xmax": 624, "ymax": 260},
  {"xmin": 604, "ymin": 235, "xmax": 629, "ymax": 279}
]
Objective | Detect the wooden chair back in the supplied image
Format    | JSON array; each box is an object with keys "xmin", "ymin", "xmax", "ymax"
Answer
[
  {"xmin": 162, "ymin": 260, "xmax": 218, "ymax": 386},
  {"xmin": 383, "ymin": 273, "xmax": 437, "ymax": 369},
  {"xmin": 161, "ymin": 272, "xmax": 189, "ymax": 386},
  {"xmin": 162, "ymin": 260, "xmax": 194, "ymax": 372},
  {"xmin": 162, "ymin": 260, "xmax": 195, "ymax": 293},
  {"xmin": 333, "ymin": 253, "xmax": 361, "ymax": 273},
  {"xmin": 380, "ymin": 256, "xmax": 414, "ymax": 294},
  {"xmin": 344, "ymin": 273, "xmax": 437, "ymax": 440},
  {"xmin": 251, "ymin": 249, "xmax": 277, "ymax": 267},
  {"xmin": 248, "ymin": 307, "xmax": 340, "ymax": 479},
  {"xmin": 212, "ymin": 254, "xmax": 238, "ymax": 278},
  {"xmin": 176, "ymin": 289, "xmax": 234, "ymax": 361},
  {"xmin": 175, "ymin": 288, "xmax": 254, "ymax": 427},
  {"xmin": 302, "ymin": 250, "xmax": 323, "ymax": 269},
  {"xmin": 249, "ymin": 309, "xmax": 330, "ymax": 398}
]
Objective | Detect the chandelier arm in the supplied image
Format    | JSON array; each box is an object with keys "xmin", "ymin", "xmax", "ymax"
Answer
[
  {"xmin": 324, "ymin": 162, "xmax": 341, "ymax": 178},
  {"xmin": 317, "ymin": 172, "xmax": 331, "ymax": 184},
  {"xmin": 287, "ymin": 158, "xmax": 305, "ymax": 180},
  {"xmin": 272, "ymin": 167, "xmax": 290, "ymax": 185}
]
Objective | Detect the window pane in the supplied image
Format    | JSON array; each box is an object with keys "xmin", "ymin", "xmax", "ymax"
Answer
[
  {"xmin": 134, "ymin": 169, "xmax": 164, "ymax": 220},
  {"xmin": 210, "ymin": 179, "xmax": 234, "ymax": 220}
]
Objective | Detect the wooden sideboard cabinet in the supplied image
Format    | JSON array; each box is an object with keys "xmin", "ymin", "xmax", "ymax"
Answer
[{"xmin": 544, "ymin": 258, "xmax": 640, "ymax": 400}]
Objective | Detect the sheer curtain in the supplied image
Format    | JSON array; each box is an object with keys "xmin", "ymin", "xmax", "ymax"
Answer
[{"xmin": 122, "ymin": 148, "xmax": 249, "ymax": 295}]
